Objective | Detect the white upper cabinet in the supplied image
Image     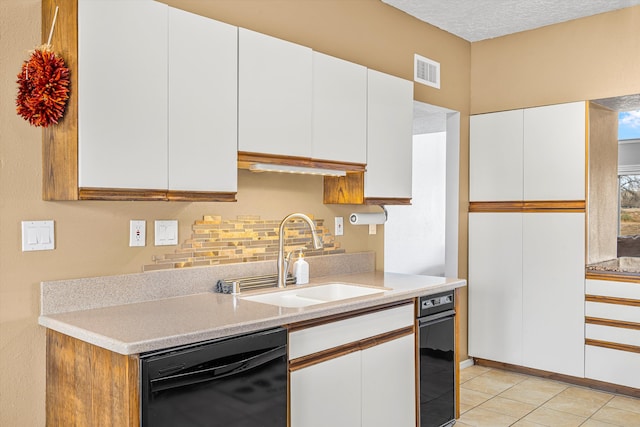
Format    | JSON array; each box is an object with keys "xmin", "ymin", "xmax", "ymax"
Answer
[
  {"xmin": 523, "ymin": 102, "xmax": 586, "ymax": 201},
  {"xmin": 238, "ymin": 28, "xmax": 313, "ymax": 157},
  {"xmin": 312, "ymin": 52, "xmax": 367, "ymax": 164},
  {"xmin": 78, "ymin": 0, "xmax": 168, "ymax": 189},
  {"xmin": 470, "ymin": 110, "xmax": 524, "ymax": 201},
  {"xmin": 470, "ymin": 101, "xmax": 586, "ymax": 202},
  {"xmin": 365, "ymin": 69, "xmax": 413, "ymax": 200},
  {"xmin": 168, "ymin": 8, "xmax": 237, "ymax": 192}
]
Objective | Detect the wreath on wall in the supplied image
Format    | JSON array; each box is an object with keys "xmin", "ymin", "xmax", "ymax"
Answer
[{"xmin": 15, "ymin": 7, "xmax": 69, "ymax": 128}]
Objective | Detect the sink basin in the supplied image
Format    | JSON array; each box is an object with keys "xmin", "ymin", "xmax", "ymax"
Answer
[{"xmin": 240, "ymin": 283, "xmax": 384, "ymax": 308}]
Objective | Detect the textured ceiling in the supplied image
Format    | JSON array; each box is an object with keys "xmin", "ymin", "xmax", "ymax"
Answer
[{"xmin": 381, "ymin": 0, "xmax": 640, "ymax": 42}]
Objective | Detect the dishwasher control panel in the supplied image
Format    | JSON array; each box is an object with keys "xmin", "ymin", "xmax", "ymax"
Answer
[{"xmin": 418, "ymin": 291, "xmax": 454, "ymax": 317}]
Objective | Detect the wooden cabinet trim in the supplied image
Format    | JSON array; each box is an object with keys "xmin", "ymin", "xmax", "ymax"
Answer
[
  {"xmin": 238, "ymin": 151, "xmax": 365, "ymax": 172},
  {"xmin": 46, "ymin": 329, "xmax": 140, "ymax": 426},
  {"xmin": 585, "ymin": 316, "xmax": 640, "ymax": 330},
  {"xmin": 77, "ymin": 188, "xmax": 237, "ymax": 202},
  {"xmin": 585, "ymin": 339, "xmax": 640, "ymax": 354},
  {"xmin": 474, "ymin": 358, "xmax": 640, "ymax": 398},
  {"xmin": 585, "ymin": 295, "xmax": 640, "ymax": 307},
  {"xmin": 289, "ymin": 326, "xmax": 414, "ymax": 371},
  {"xmin": 585, "ymin": 272, "xmax": 640, "ymax": 284},
  {"xmin": 469, "ymin": 200, "xmax": 586, "ymax": 213},
  {"xmin": 42, "ymin": 0, "xmax": 79, "ymax": 201}
]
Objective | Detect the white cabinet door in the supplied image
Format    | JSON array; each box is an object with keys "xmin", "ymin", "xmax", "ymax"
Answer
[
  {"xmin": 361, "ymin": 334, "xmax": 416, "ymax": 427},
  {"xmin": 470, "ymin": 110, "xmax": 524, "ymax": 201},
  {"xmin": 523, "ymin": 102, "xmax": 586, "ymax": 201},
  {"xmin": 522, "ymin": 213, "xmax": 585, "ymax": 377},
  {"xmin": 238, "ymin": 28, "xmax": 312, "ymax": 157},
  {"xmin": 312, "ymin": 52, "xmax": 367, "ymax": 164},
  {"xmin": 168, "ymin": 8, "xmax": 237, "ymax": 192},
  {"xmin": 78, "ymin": 0, "xmax": 168, "ymax": 189},
  {"xmin": 468, "ymin": 213, "xmax": 524, "ymax": 365},
  {"xmin": 365, "ymin": 69, "xmax": 413, "ymax": 200},
  {"xmin": 290, "ymin": 352, "xmax": 362, "ymax": 427}
]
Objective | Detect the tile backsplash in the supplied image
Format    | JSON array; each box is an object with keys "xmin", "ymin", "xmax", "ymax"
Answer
[{"xmin": 144, "ymin": 215, "xmax": 344, "ymax": 271}]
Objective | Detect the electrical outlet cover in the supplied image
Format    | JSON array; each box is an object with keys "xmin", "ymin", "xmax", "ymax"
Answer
[{"xmin": 129, "ymin": 220, "xmax": 146, "ymax": 247}]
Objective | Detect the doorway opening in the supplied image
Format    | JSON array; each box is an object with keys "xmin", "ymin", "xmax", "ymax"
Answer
[{"xmin": 384, "ymin": 101, "xmax": 460, "ymax": 277}]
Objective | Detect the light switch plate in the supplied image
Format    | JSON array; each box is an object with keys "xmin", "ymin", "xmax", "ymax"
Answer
[
  {"xmin": 334, "ymin": 217, "xmax": 344, "ymax": 236},
  {"xmin": 155, "ymin": 220, "xmax": 178, "ymax": 246},
  {"xmin": 368, "ymin": 223, "xmax": 377, "ymax": 235},
  {"xmin": 129, "ymin": 220, "xmax": 146, "ymax": 247},
  {"xmin": 21, "ymin": 220, "xmax": 55, "ymax": 251}
]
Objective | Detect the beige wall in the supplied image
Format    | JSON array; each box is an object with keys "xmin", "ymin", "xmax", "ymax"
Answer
[
  {"xmin": 471, "ymin": 6, "xmax": 640, "ymax": 113},
  {"xmin": 0, "ymin": 1, "xmax": 470, "ymax": 424}
]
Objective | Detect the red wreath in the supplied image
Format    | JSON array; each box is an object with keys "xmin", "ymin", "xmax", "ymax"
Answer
[{"xmin": 16, "ymin": 44, "xmax": 70, "ymax": 128}]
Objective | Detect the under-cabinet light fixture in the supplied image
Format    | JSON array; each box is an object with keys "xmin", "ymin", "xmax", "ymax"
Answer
[{"xmin": 249, "ymin": 163, "xmax": 347, "ymax": 177}]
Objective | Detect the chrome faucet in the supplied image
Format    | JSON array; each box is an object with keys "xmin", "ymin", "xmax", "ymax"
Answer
[{"xmin": 277, "ymin": 213, "xmax": 323, "ymax": 288}]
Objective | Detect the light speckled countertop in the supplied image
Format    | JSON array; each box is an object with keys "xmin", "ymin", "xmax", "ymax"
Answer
[
  {"xmin": 38, "ymin": 254, "xmax": 466, "ymax": 355},
  {"xmin": 40, "ymin": 273, "xmax": 464, "ymax": 355}
]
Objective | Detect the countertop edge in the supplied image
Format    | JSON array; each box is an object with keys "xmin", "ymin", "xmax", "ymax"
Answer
[{"xmin": 39, "ymin": 274, "xmax": 466, "ymax": 355}]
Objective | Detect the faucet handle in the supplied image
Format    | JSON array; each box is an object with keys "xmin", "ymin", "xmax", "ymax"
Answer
[{"xmin": 285, "ymin": 246, "xmax": 307, "ymax": 273}]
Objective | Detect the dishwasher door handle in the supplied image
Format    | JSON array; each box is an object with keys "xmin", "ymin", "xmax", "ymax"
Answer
[
  {"xmin": 149, "ymin": 344, "xmax": 286, "ymax": 393},
  {"xmin": 418, "ymin": 309, "xmax": 456, "ymax": 326}
]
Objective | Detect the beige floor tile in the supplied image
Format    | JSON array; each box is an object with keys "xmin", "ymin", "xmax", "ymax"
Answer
[
  {"xmin": 460, "ymin": 386, "xmax": 494, "ymax": 408},
  {"xmin": 478, "ymin": 396, "xmax": 538, "ymax": 419},
  {"xmin": 520, "ymin": 407, "xmax": 586, "ymax": 427},
  {"xmin": 482, "ymin": 368, "xmax": 528, "ymax": 384},
  {"xmin": 560, "ymin": 387, "xmax": 614, "ymax": 405},
  {"xmin": 453, "ymin": 421, "xmax": 475, "ymax": 427},
  {"xmin": 457, "ymin": 406, "xmax": 519, "ymax": 427},
  {"xmin": 511, "ymin": 420, "xmax": 546, "ymax": 427},
  {"xmin": 462, "ymin": 370, "xmax": 525, "ymax": 395},
  {"xmin": 591, "ymin": 406, "xmax": 640, "ymax": 427},
  {"xmin": 580, "ymin": 419, "xmax": 619, "ymax": 426},
  {"xmin": 460, "ymin": 402, "xmax": 475, "ymax": 414},
  {"xmin": 499, "ymin": 377, "xmax": 568, "ymax": 406},
  {"xmin": 459, "ymin": 365, "xmax": 492, "ymax": 383},
  {"xmin": 542, "ymin": 386, "xmax": 613, "ymax": 417},
  {"xmin": 605, "ymin": 395, "xmax": 640, "ymax": 414}
]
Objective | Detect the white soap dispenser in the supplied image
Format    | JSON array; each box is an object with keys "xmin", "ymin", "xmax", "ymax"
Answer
[{"xmin": 293, "ymin": 249, "xmax": 309, "ymax": 285}]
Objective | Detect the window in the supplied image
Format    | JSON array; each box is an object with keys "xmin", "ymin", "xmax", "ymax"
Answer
[{"xmin": 619, "ymin": 174, "xmax": 640, "ymax": 236}]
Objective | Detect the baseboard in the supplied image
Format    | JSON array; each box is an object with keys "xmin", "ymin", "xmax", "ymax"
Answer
[{"xmin": 459, "ymin": 358, "xmax": 474, "ymax": 370}]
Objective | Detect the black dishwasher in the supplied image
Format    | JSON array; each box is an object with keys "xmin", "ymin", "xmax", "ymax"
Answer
[
  {"xmin": 418, "ymin": 291, "xmax": 456, "ymax": 427},
  {"xmin": 140, "ymin": 327, "xmax": 287, "ymax": 427}
]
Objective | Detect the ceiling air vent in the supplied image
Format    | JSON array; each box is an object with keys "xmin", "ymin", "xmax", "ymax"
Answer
[{"xmin": 414, "ymin": 54, "xmax": 440, "ymax": 89}]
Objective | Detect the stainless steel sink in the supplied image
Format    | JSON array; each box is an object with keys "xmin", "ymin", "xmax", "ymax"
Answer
[{"xmin": 240, "ymin": 283, "xmax": 385, "ymax": 308}]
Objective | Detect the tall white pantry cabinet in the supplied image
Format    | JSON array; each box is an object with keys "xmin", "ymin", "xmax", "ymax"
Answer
[{"xmin": 468, "ymin": 102, "xmax": 587, "ymax": 378}]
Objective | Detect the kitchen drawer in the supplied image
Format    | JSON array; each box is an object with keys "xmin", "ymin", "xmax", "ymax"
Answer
[
  {"xmin": 586, "ymin": 324, "xmax": 640, "ymax": 347},
  {"xmin": 289, "ymin": 304, "xmax": 413, "ymax": 359},
  {"xmin": 585, "ymin": 345, "xmax": 640, "ymax": 389},
  {"xmin": 586, "ymin": 302, "xmax": 640, "ymax": 323},
  {"xmin": 586, "ymin": 279, "xmax": 640, "ymax": 299}
]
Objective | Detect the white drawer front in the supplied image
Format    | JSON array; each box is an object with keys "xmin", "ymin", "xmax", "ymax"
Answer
[
  {"xmin": 585, "ymin": 345, "xmax": 640, "ymax": 389},
  {"xmin": 289, "ymin": 304, "xmax": 414, "ymax": 360},
  {"xmin": 586, "ymin": 324, "xmax": 640, "ymax": 347},
  {"xmin": 586, "ymin": 302, "xmax": 640, "ymax": 323},
  {"xmin": 586, "ymin": 279, "xmax": 640, "ymax": 299}
]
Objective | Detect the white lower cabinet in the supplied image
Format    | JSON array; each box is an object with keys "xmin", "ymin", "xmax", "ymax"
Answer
[
  {"xmin": 468, "ymin": 213, "xmax": 523, "ymax": 365},
  {"xmin": 289, "ymin": 304, "xmax": 416, "ymax": 427},
  {"xmin": 585, "ymin": 279, "xmax": 640, "ymax": 389},
  {"xmin": 521, "ymin": 213, "xmax": 585, "ymax": 377},
  {"xmin": 469, "ymin": 212, "xmax": 585, "ymax": 376},
  {"xmin": 290, "ymin": 352, "xmax": 361, "ymax": 427},
  {"xmin": 361, "ymin": 334, "xmax": 416, "ymax": 427}
]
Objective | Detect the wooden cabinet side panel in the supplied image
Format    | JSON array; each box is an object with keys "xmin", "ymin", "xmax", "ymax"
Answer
[
  {"xmin": 42, "ymin": 0, "xmax": 78, "ymax": 200},
  {"xmin": 46, "ymin": 330, "xmax": 139, "ymax": 427}
]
